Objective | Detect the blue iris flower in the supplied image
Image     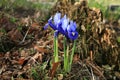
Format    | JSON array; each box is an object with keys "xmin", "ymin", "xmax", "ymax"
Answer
[
  {"xmin": 67, "ymin": 21, "xmax": 78, "ymax": 40},
  {"xmin": 44, "ymin": 12, "xmax": 78, "ymax": 40},
  {"xmin": 44, "ymin": 13, "xmax": 63, "ymax": 37},
  {"xmin": 57, "ymin": 15, "xmax": 69, "ymax": 37},
  {"xmin": 60, "ymin": 19, "xmax": 78, "ymax": 40}
]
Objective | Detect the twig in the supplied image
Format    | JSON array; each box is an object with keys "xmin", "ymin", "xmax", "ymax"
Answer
[
  {"xmin": 86, "ymin": 60, "xmax": 106, "ymax": 80},
  {"xmin": 20, "ymin": 27, "xmax": 30, "ymax": 44},
  {"xmin": 90, "ymin": 67, "xmax": 95, "ymax": 80}
]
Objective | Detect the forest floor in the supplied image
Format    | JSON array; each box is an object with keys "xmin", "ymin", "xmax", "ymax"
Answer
[{"xmin": 0, "ymin": 0, "xmax": 120, "ymax": 80}]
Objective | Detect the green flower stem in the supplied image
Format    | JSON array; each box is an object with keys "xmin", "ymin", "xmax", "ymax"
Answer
[
  {"xmin": 66, "ymin": 43, "xmax": 69, "ymax": 72},
  {"xmin": 64, "ymin": 37, "xmax": 70, "ymax": 72},
  {"xmin": 64, "ymin": 37, "xmax": 67, "ymax": 71},
  {"xmin": 54, "ymin": 37, "xmax": 58, "ymax": 62},
  {"xmin": 64, "ymin": 38, "xmax": 76, "ymax": 72},
  {"xmin": 69, "ymin": 40, "xmax": 76, "ymax": 70}
]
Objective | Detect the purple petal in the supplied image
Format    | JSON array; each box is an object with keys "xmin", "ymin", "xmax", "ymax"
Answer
[
  {"xmin": 67, "ymin": 24, "xmax": 71, "ymax": 32},
  {"xmin": 58, "ymin": 25, "xmax": 65, "ymax": 35},
  {"xmin": 56, "ymin": 20, "xmax": 62, "ymax": 29},
  {"xmin": 66, "ymin": 21, "xmax": 72, "ymax": 32},
  {"xmin": 48, "ymin": 17, "xmax": 52, "ymax": 22},
  {"xmin": 69, "ymin": 21, "xmax": 76, "ymax": 31},
  {"xmin": 48, "ymin": 17, "xmax": 57, "ymax": 30},
  {"xmin": 54, "ymin": 30, "xmax": 59, "ymax": 38},
  {"xmin": 73, "ymin": 22, "xmax": 77, "ymax": 30},
  {"xmin": 61, "ymin": 15, "xmax": 67, "ymax": 21},
  {"xmin": 62, "ymin": 18, "xmax": 69, "ymax": 31},
  {"xmin": 56, "ymin": 15, "xmax": 66, "ymax": 28},
  {"xmin": 54, "ymin": 13, "xmax": 61, "ymax": 25},
  {"xmin": 68, "ymin": 31, "xmax": 78, "ymax": 40},
  {"xmin": 44, "ymin": 23, "xmax": 49, "ymax": 30},
  {"xmin": 67, "ymin": 21, "xmax": 77, "ymax": 32}
]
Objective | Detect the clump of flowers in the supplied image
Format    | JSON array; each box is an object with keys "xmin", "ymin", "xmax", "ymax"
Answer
[{"xmin": 44, "ymin": 12, "xmax": 78, "ymax": 72}]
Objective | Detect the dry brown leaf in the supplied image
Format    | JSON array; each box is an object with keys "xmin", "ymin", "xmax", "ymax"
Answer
[
  {"xmin": 7, "ymin": 28, "xmax": 23, "ymax": 43},
  {"xmin": 58, "ymin": 37, "xmax": 63, "ymax": 50},
  {"xmin": 21, "ymin": 16, "xmax": 32, "ymax": 26},
  {"xmin": 20, "ymin": 50, "xmax": 29, "ymax": 57},
  {"xmin": 34, "ymin": 45, "xmax": 52, "ymax": 53},
  {"xmin": 30, "ymin": 52, "xmax": 42, "ymax": 63},
  {"xmin": 18, "ymin": 58, "xmax": 26, "ymax": 65},
  {"xmin": 50, "ymin": 62, "xmax": 60, "ymax": 80},
  {"xmin": 31, "ymin": 22, "xmax": 40, "ymax": 28},
  {"xmin": 27, "ymin": 22, "xmax": 40, "ymax": 34},
  {"xmin": 34, "ymin": 11, "xmax": 40, "ymax": 19},
  {"xmin": 45, "ymin": 40, "xmax": 53, "ymax": 46},
  {"xmin": 73, "ymin": 54, "xmax": 79, "ymax": 62},
  {"xmin": 34, "ymin": 46, "xmax": 47, "ymax": 53}
]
